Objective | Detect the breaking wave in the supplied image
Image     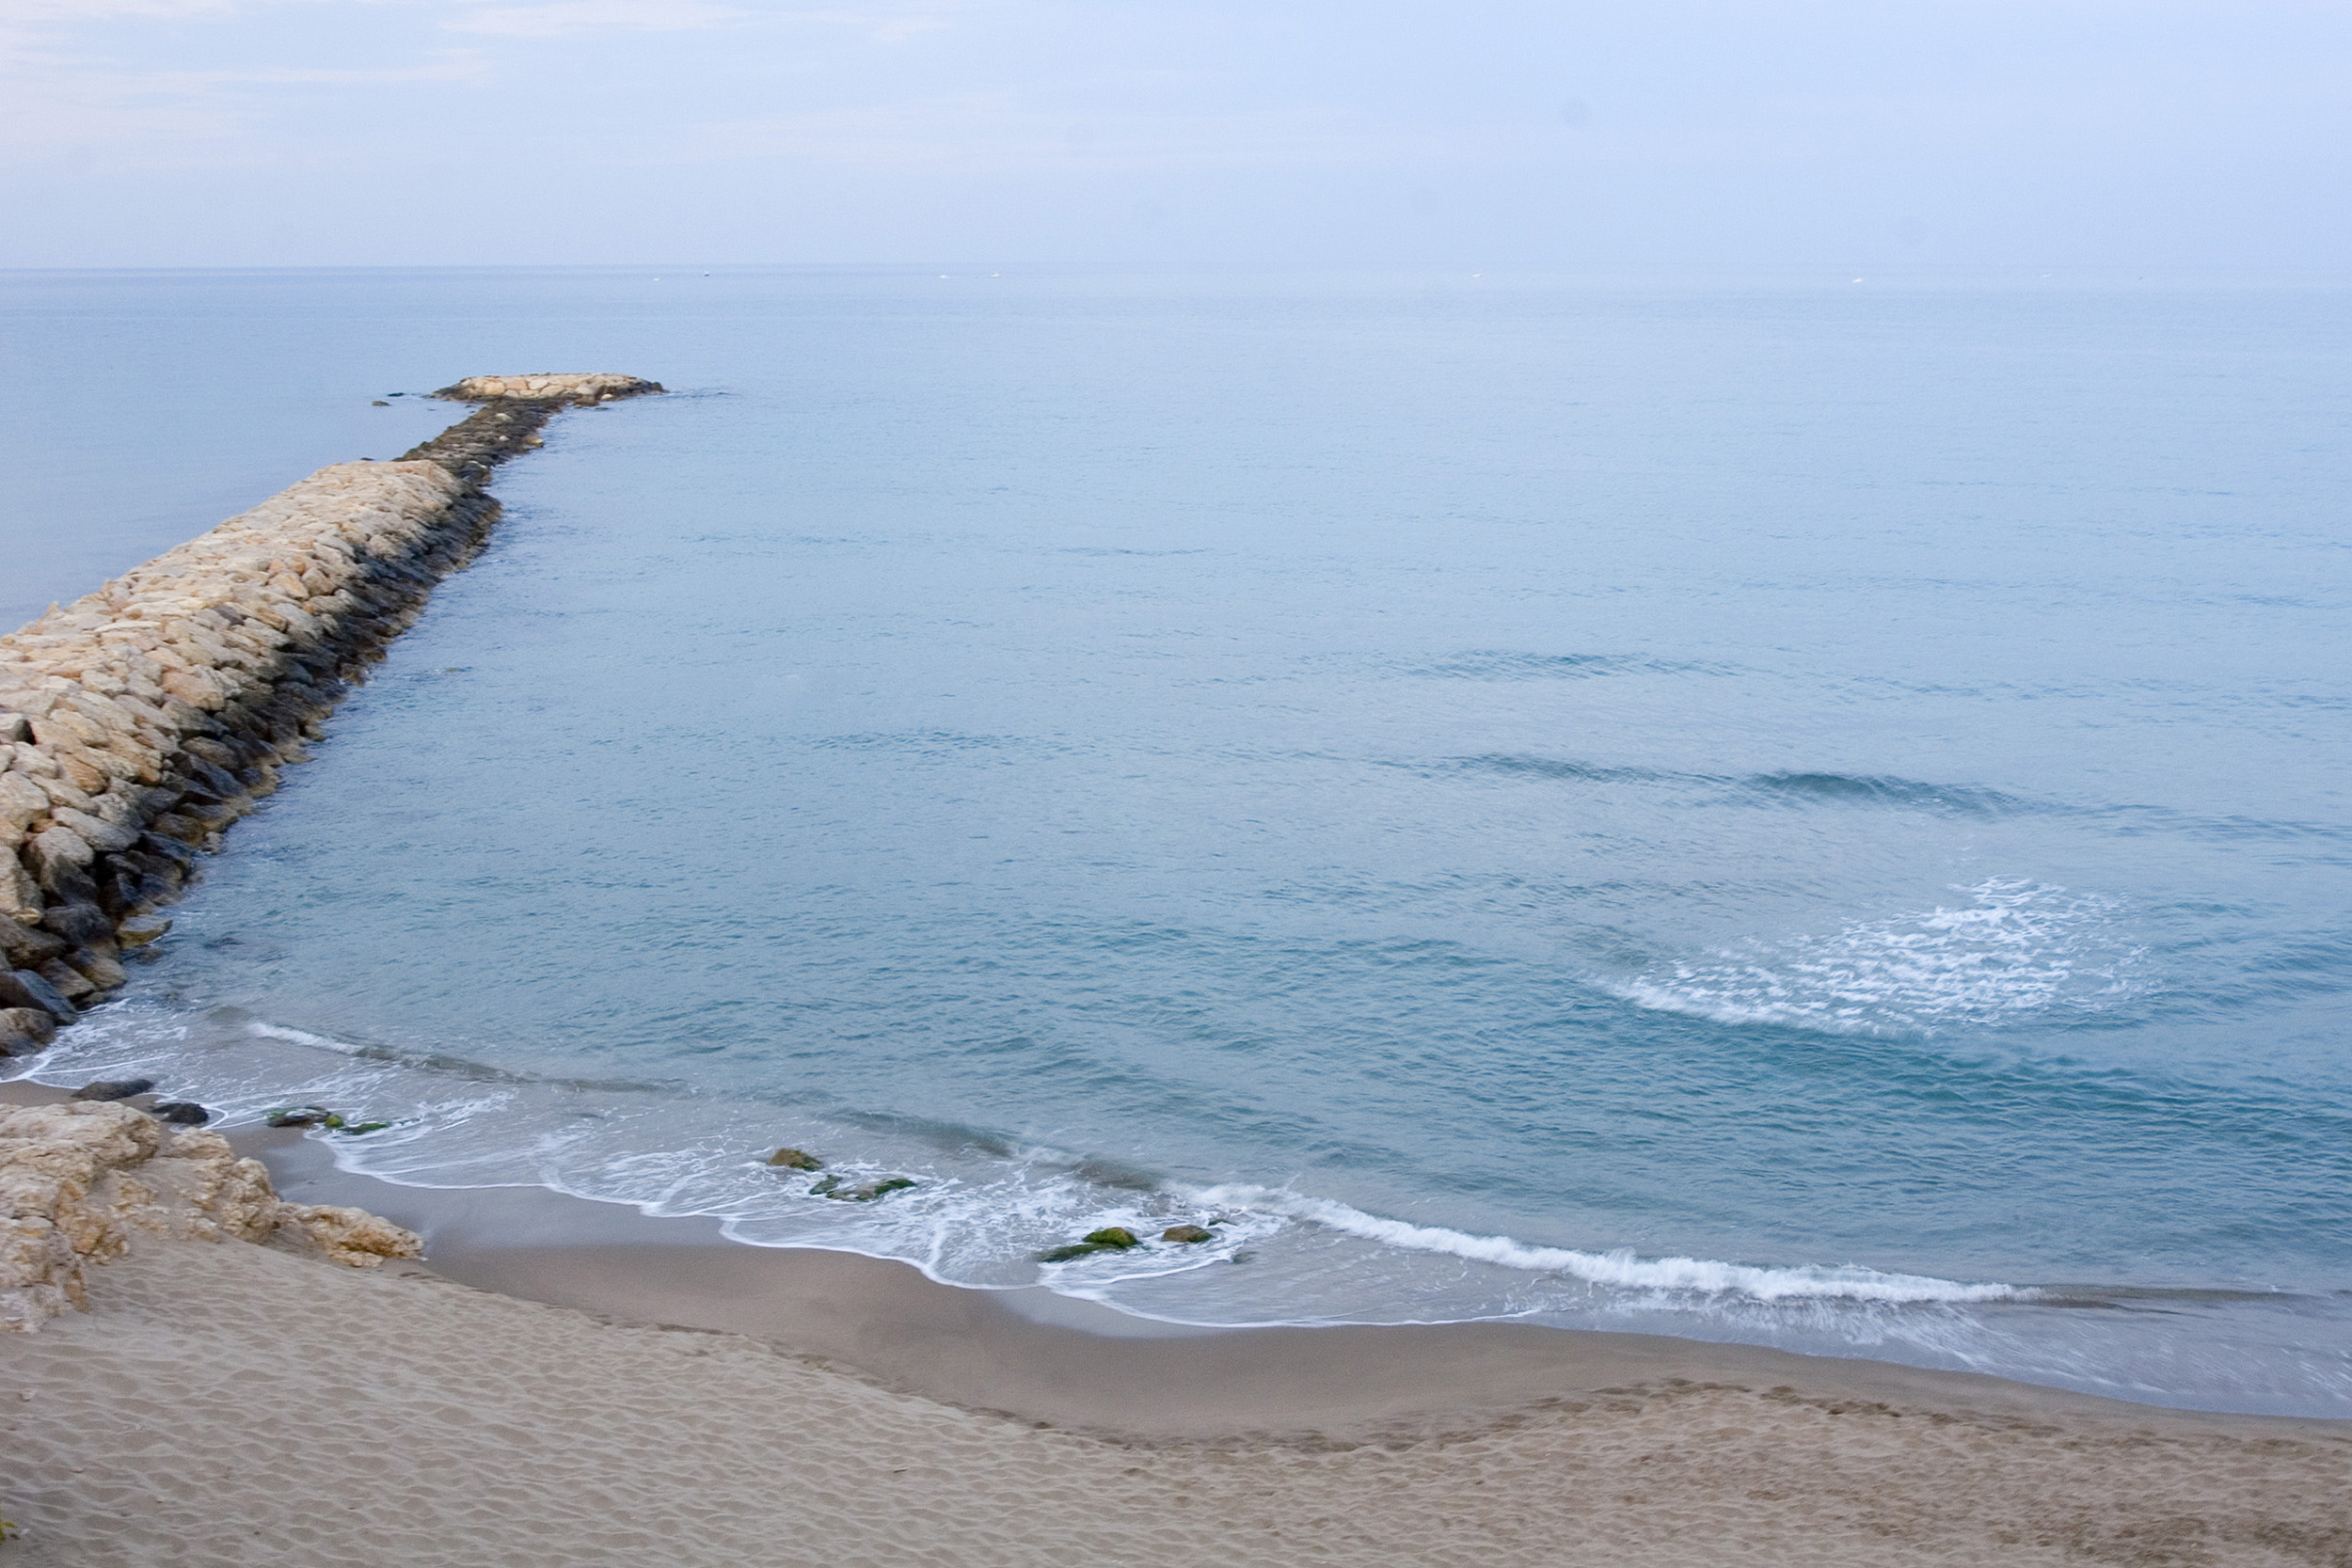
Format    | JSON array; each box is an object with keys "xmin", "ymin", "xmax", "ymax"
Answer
[{"xmin": 1177, "ymin": 1186, "xmax": 2018, "ymax": 1304}]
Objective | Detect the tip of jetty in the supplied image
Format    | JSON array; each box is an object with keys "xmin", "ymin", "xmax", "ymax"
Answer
[
  {"xmin": 433, "ymin": 373, "xmax": 663, "ymax": 404},
  {"xmin": 1, "ymin": 376, "xmax": 660, "ymax": 1056}
]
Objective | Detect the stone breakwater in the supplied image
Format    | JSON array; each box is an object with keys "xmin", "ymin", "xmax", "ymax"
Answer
[
  {"xmin": 0, "ymin": 1097, "xmax": 423, "ymax": 1330},
  {"xmin": 437, "ymin": 372, "xmax": 661, "ymax": 404},
  {"xmin": 0, "ymin": 373, "xmax": 661, "ymax": 1056}
]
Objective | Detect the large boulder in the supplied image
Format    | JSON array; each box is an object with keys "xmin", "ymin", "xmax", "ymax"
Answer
[
  {"xmin": 1, "ymin": 1102, "xmax": 425, "ymax": 1329},
  {"xmin": 143, "ymin": 1131, "xmax": 281, "ymax": 1243},
  {"xmin": 0, "ymin": 770, "xmax": 49, "ymax": 836},
  {"xmin": 0, "ymin": 968, "xmax": 76, "ymax": 1022},
  {"xmin": 115, "ymin": 915, "xmax": 171, "ymax": 948},
  {"xmin": 0, "ymin": 1102, "xmax": 166, "ymax": 1278},
  {"xmin": 0, "ymin": 1007, "xmax": 57, "ymax": 1054},
  {"xmin": 0, "ymin": 1101, "xmax": 164, "ymax": 1172},
  {"xmin": 68, "ymin": 946, "xmax": 127, "ymax": 991},
  {"xmin": 34, "ymin": 959, "xmax": 94, "ymax": 1003},
  {"xmin": 68, "ymin": 1079, "xmax": 152, "ymax": 1102},
  {"xmin": 38, "ymin": 901, "xmax": 113, "ymax": 946},
  {"xmin": 0, "ymin": 847, "xmax": 40, "ymax": 924},
  {"xmin": 0, "ymin": 911, "xmax": 66, "ymax": 967}
]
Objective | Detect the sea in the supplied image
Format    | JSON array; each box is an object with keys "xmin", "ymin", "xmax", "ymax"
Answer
[{"xmin": 4, "ymin": 265, "xmax": 2347, "ymax": 1417}]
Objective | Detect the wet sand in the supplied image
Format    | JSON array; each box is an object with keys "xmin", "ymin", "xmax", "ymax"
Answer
[
  {"xmin": 247, "ymin": 1127, "xmax": 2346, "ymax": 1444},
  {"xmin": 6, "ymin": 1079, "xmax": 2350, "ymax": 1564}
]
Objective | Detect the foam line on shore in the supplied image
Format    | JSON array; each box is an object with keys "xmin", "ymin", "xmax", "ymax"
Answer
[
  {"xmin": 1177, "ymin": 1182, "xmax": 2021, "ymax": 1304},
  {"xmin": 0, "ymin": 373, "xmax": 660, "ymax": 1050}
]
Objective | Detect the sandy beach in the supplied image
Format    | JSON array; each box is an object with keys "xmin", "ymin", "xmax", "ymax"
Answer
[{"xmin": 5, "ymin": 1085, "xmax": 2347, "ymax": 1567}]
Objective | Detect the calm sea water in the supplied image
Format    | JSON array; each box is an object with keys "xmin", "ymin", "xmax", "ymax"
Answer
[{"xmin": 6, "ymin": 267, "xmax": 2349, "ymax": 1415}]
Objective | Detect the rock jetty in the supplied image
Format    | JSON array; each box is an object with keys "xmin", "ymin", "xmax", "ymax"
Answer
[
  {"xmin": 0, "ymin": 375, "xmax": 660, "ymax": 1035},
  {"xmin": 0, "ymin": 1097, "xmax": 422, "ymax": 1330},
  {"xmin": 435, "ymin": 373, "xmax": 662, "ymax": 404}
]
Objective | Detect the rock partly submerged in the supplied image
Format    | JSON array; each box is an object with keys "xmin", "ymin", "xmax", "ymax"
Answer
[
  {"xmin": 1040, "ymin": 1226, "xmax": 1151, "ymax": 1263},
  {"xmin": 809, "ymin": 1175, "xmax": 917, "ymax": 1203},
  {"xmin": 67, "ymin": 1079, "xmax": 153, "ymax": 1102}
]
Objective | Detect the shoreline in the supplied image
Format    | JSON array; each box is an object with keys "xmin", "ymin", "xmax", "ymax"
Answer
[
  {"xmin": 7, "ymin": 379, "xmax": 2349, "ymax": 1559},
  {"xmin": 8, "ymin": 1078, "xmax": 2349, "ymax": 1566},
  {"xmin": 244, "ymin": 1117, "xmax": 2352, "ymax": 1443},
  {"xmin": 11, "ymin": 1079, "xmax": 2346, "ymax": 1443}
]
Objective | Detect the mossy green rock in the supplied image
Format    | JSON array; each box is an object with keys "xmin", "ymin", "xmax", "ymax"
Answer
[
  {"xmin": 766, "ymin": 1147, "xmax": 823, "ymax": 1170},
  {"xmin": 811, "ymin": 1175, "xmax": 916, "ymax": 1202},
  {"xmin": 1041, "ymin": 1227, "xmax": 1145, "ymax": 1262}
]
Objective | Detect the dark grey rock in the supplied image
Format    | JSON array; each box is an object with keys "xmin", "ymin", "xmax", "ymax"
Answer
[
  {"xmin": 1, "ymin": 968, "xmax": 77, "ymax": 1022},
  {"xmin": 0, "ymin": 914, "xmax": 68, "ymax": 968},
  {"xmin": 809, "ymin": 1175, "xmax": 917, "ymax": 1202},
  {"xmin": 1040, "ymin": 1242, "xmax": 1114, "ymax": 1262},
  {"xmin": 1162, "ymin": 1225, "xmax": 1216, "ymax": 1244},
  {"xmin": 68, "ymin": 945, "xmax": 127, "ymax": 990},
  {"xmin": 177, "ymin": 758, "xmax": 246, "ymax": 801},
  {"xmin": 34, "ymin": 959, "xmax": 95, "ymax": 1002},
  {"xmin": 35, "ymin": 855, "xmax": 99, "ymax": 904},
  {"xmin": 151, "ymin": 1101, "xmax": 212, "ymax": 1125},
  {"xmin": 137, "ymin": 832, "xmax": 197, "ymax": 868},
  {"xmin": 40, "ymin": 902, "xmax": 113, "ymax": 946},
  {"xmin": 70, "ymin": 1079, "xmax": 154, "ymax": 1101},
  {"xmin": 96, "ymin": 865, "xmax": 145, "ymax": 918}
]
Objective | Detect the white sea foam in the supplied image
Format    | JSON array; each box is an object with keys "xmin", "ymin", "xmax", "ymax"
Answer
[
  {"xmin": 248, "ymin": 1021, "xmax": 374, "ymax": 1055},
  {"xmin": 1180, "ymin": 1184, "xmax": 2019, "ymax": 1304},
  {"xmin": 1613, "ymin": 878, "xmax": 2147, "ymax": 1036},
  {"xmin": 22, "ymin": 1003, "xmax": 2018, "ymax": 1309},
  {"xmin": 41, "ymin": 998, "xmax": 2352, "ymax": 1418}
]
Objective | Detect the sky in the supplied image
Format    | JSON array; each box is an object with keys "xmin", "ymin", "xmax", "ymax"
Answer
[{"xmin": 1, "ymin": 0, "xmax": 2347, "ymax": 269}]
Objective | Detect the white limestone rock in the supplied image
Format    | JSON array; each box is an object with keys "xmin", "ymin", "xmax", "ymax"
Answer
[
  {"xmin": 0, "ymin": 1101, "xmax": 423, "ymax": 1330},
  {"xmin": 274, "ymin": 1203, "xmax": 425, "ymax": 1268}
]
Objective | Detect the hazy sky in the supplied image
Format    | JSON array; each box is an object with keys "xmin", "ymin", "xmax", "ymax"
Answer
[{"xmin": 3, "ymin": 0, "xmax": 2346, "ymax": 268}]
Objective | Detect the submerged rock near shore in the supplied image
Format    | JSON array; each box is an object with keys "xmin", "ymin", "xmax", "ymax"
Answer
[
  {"xmin": 0, "ymin": 375, "xmax": 659, "ymax": 1015},
  {"xmin": 0, "ymin": 1099, "xmax": 422, "ymax": 1330}
]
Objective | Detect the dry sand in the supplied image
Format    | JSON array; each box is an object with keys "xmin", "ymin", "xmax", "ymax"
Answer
[{"xmin": 3, "ymin": 1086, "xmax": 2348, "ymax": 1566}]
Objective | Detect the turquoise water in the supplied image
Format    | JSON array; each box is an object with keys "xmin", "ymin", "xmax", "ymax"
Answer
[{"xmin": 7, "ymin": 267, "xmax": 2349, "ymax": 1414}]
